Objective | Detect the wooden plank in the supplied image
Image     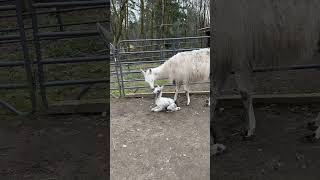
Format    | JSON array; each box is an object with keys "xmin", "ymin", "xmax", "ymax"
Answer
[
  {"xmin": 217, "ymin": 93, "xmax": 320, "ymax": 106},
  {"xmin": 46, "ymin": 93, "xmax": 320, "ymax": 114},
  {"xmin": 125, "ymin": 91, "xmax": 209, "ymax": 98},
  {"xmin": 126, "ymin": 92, "xmax": 320, "ymax": 106}
]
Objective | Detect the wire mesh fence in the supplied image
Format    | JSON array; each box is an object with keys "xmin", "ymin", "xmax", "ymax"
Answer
[{"xmin": 110, "ymin": 36, "xmax": 210, "ymax": 97}]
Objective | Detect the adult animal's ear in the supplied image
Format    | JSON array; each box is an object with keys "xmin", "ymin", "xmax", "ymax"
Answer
[{"xmin": 140, "ymin": 69, "xmax": 145, "ymax": 76}]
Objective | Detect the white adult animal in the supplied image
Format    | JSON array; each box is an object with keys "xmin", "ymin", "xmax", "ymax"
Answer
[
  {"xmin": 151, "ymin": 85, "xmax": 181, "ymax": 112},
  {"xmin": 211, "ymin": 0, "xmax": 320, "ymax": 156},
  {"xmin": 141, "ymin": 48, "xmax": 210, "ymax": 106}
]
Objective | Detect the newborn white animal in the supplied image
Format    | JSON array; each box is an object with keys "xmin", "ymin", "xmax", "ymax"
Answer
[{"xmin": 151, "ymin": 85, "xmax": 181, "ymax": 112}]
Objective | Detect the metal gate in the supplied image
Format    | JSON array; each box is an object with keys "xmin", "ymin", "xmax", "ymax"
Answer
[
  {"xmin": 111, "ymin": 36, "xmax": 210, "ymax": 97},
  {"xmin": 0, "ymin": 0, "xmax": 109, "ymax": 115}
]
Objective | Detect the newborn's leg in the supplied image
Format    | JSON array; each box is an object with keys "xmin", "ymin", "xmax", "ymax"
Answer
[
  {"xmin": 152, "ymin": 106, "xmax": 163, "ymax": 112},
  {"xmin": 167, "ymin": 103, "xmax": 180, "ymax": 112}
]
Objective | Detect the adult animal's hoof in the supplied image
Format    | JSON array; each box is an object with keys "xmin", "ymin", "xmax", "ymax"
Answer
[
  {"xmin": 241, "ymin": 129, "xmax": 255, "ymax": 141},
  {"xmin": 211, "ymin": 143, "xmax": 226, "ymax": 156},
  {"xmin": 205, "ymin": 99, "xmax": 210, "ymax": 106},
  {"xmin": 307, "ymin": 121, "xmax": 318, "ymax": 131},
  {"xmin": 301, "ymin": 133, "xmax": 318, "ymax": 143}
]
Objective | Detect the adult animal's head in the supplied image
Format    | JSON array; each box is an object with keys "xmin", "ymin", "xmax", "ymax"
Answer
[{"xmin": 141, "ymin": 68, "xmax": 156, "ymax": 90}]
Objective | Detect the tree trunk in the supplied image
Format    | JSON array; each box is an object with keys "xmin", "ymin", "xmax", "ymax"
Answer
[
  {"xmin": 151, "ymin": 2, "xmax": 154, "ymax": 39},
  {"xmin": 140, "ymin": 0, "xmax": 145, "ymax": 38}
]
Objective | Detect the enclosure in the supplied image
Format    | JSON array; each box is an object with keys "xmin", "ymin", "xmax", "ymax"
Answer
[{"xmin": 109, "ymin": 31, "xmax": 212, "ymax": 178}]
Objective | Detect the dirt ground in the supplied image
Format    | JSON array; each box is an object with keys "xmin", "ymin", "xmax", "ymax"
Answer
[
  {"xmin": 110, "ymin": 68, "xmax": 320, "ymax": 180},
  {"xmin": 0, "ymin": 114, "xmax": 108, "ymax": 180},
  {"xmin": 212, "ymin": 103, "xmax": 320, "ymax": 180},
  {"xmin": 110, "ymin": 95, "xmax": 210, "ymax": 180}
]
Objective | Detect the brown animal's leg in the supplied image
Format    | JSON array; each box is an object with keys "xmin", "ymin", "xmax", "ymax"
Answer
[{"xmin": 234, "ymin": 70, "xmax": 256, "ymax": 138}]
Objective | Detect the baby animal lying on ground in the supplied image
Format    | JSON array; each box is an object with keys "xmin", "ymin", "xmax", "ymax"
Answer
[{"xmin": 151, "ymin": 85, "xmax": 181, "ymax": 112}]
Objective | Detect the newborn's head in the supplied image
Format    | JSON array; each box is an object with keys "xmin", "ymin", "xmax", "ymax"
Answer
[{"xmin": 153, "ymin": 85, "xmax": 164, "ymax": 94}]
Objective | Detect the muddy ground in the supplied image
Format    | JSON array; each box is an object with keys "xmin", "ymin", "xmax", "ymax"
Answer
[
  {"xmin": 0, "ymin": 114, "xmax": 108, "ymax": 180},
  {"xmin": 212, "ymin": 103, "xmax": 320, "ymax": 180},
  {"xmin": 111, "ymin": 96, "xmax": 210, "ymax": 180}
]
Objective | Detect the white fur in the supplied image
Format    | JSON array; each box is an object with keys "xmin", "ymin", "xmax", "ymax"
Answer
[
  {"xmin": 151, "ymin": 85, "xmax": 181, "ymax": 112},
  {"xmin": 141, "ymin": 48, "xmax": 210, "ymax": 105}
]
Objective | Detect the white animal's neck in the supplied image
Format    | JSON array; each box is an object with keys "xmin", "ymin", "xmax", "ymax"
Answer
[
  {"xmin": 152, "ymin": 64, "xmax": 168, "ymax": 80},
  {"xmin": 155, "ymin": 91, "xmax": 163, "ymax": 103}
]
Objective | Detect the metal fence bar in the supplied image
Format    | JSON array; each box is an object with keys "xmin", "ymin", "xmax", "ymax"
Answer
[
  {"xmin": 0, "ymin": 4, "xmax": 107, "ymax": 19},
  {"xmin": 112, "ymin": 47, "xmax": 122, "ymax": 97},
  {"xmin": 118, "ymin": 51, "xmax": 125, "ymax": 96},
  {"xmin": 44, "ymin": 78, "xmax": 107, "ymax": 87},
  {"xmin": 55, "ymin": 7, "xmax": 64, "ymax": 31},
  {"xmin": 37, "ymin": 30, "xmax": 99, "ymax": 39},
  {"xmin": 28, "ymin": 0, "xmax": 48, "ymax": 108},
  {"xmin": 0, "ymin": 34, "xmax": 20, "ymax": 41},
  {"xmin": 115, "ymin": 48, "xmax": 203, "ymax": 55},
  {"xmin": 0, "ymin": 4, "xmax": 14, "ymax": 10},
  {"xmin": 0, "ymin": 20, "xmax": 109, "ymax": 33},
  {"xmin": 0, "ymin": 100, "xmax": 27, "ymax": 115},
  {"xmin": 0, "ymin": 60, "xmax": 25, "ymax": 67},
  {"xmin": 40, "ymin": 55, "xmax": 108, "ymax": 64},
  {"xmin": 118, "ymin": 36, "xmax": 209, "ymax": 43},
  {"xmin": 0, "ymin": 83, "xmax": 28, "ymax": 89},
  {"xmin": 15, "ymin": 0, "xmax": 36, "ymax": 113},
  {"xmin": 33, "ymin": 1, "xmax": 108, "ymax": 8}
]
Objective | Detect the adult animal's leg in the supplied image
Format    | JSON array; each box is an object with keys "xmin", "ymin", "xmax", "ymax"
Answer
[
  {"xmin": 173, "ymin": 83, "xmax": 181, "ymax": 102},
  {"xmin": 306, "ymin": 112, "xmax": 320, "ymax": 141},
  {"xmin": 210, "ymin": 69, "xmax": 228, "ymax": 156},
  {"xmin": 234, "ymin": 68, "xmax": 256, "ymax": 138},
  {"xmin": 184, "ymin": 82, "xmax": 191, "ymax": 106}
]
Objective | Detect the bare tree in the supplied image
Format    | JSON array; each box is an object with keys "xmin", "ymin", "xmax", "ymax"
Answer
[
  {"xmin": 140, "ymin": 0, "xmax": 145, "ymax": 38},
  {"xmin": 111, "ymin": 0, "xmax": 129, "ymax": 44}
]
